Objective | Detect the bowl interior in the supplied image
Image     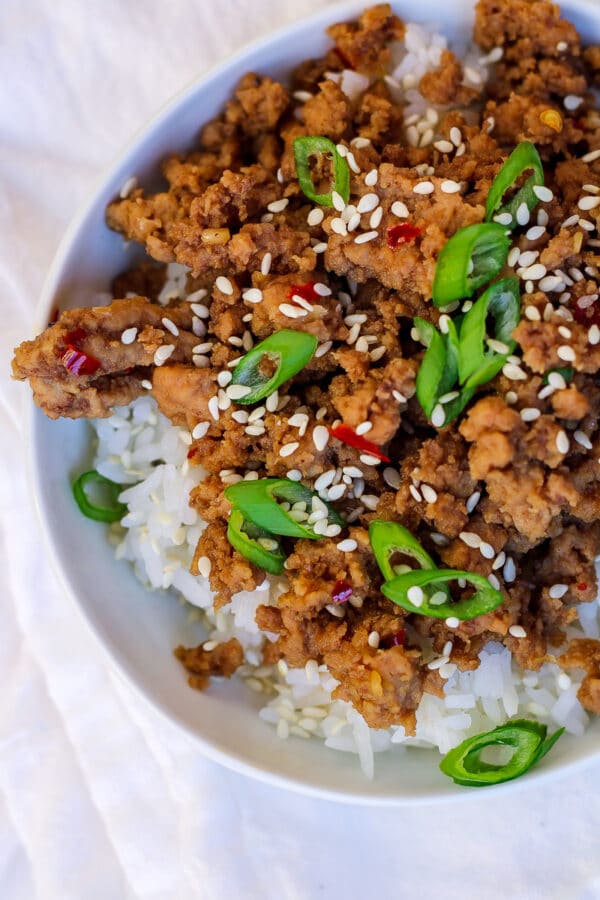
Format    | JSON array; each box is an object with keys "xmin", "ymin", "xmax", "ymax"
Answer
[{"xmin": 30, "ymin": 0, "xmax": 600, "ymax": 803}]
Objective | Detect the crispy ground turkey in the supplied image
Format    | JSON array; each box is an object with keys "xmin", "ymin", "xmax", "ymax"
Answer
[{"xmin": 12, "ymin": 1, "xmax": 600, "ymax": 732}]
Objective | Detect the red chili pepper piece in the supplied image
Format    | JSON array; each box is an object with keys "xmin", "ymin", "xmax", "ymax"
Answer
[
  {"xmin": 577, "ymin": 583, "xmax": 588, "ymax": 591},
  {"xmin": 392, "ymin": 628, "xmax": 406, "ymax": 646},
  {"xmin": 187, "ymin": 446, "xmax": 199, "ymax": 460},
  {"xmin": 387, "ymin": 222, "xmax": 421, "ymax": 248},
  {"xmin": 328, "ymin": 424, "xmax": 390, "ymax": 462},
  {"xmin": 64, "ymin": 327, "xmax": 87, "ymax": 344},
  {"xmin": 332, "ymin": 579, "xmax": 353, "ymax": 603},
  {"xmin": 288, "ymin": 282, "xmax": 319, "ymax": 305},
  {"xmin": 62, "ymin": 345, "xmax": 101, "ymax": 376}
]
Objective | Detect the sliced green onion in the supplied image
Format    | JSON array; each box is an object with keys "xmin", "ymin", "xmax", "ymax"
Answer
[
  {"xmin": 381, "ymin": 568, "xmax": 504, "ymax": 620},
  {"xmin": 414, "ymin": 317, "xmax": 473, "ymax": 425},
  {"xmin": 369, "ymin": 520, "xmax": 439, "ymax": 581},
  {"xmin": 432, "ymin": 223, "xmax": 511, "ymax": 307},
  {"xmin": 229, "ymin": 330, "xmax": 317, "ymax": 405},
  {"xmin": 226, "ymin": 508, "xmax": 286, "ymax": 574},
  {"xmin": 486, "ymin": 141, "xmax": 545, "ymax": 227},
  {"xmin": 224, "ymin": 478, "xmax": 343, "ymax": 540},
  {"xmin": 439, "ymin": 719, "xmax": 565, "ymax": 787},
  {"xmin": 293, "ymin": 136, "xmax": 350, "ymax": 207},
  {"xmin": 72, "ymin": 470, "xmax": 127, "ymax": 523},
  {"xmin": 459, "ymin": 277, "xmax": 521, "ymax": 389}
]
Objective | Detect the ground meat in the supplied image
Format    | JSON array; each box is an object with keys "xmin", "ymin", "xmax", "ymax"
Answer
[
  {"xmin": 192, "ymin": 520, "xmax": 262, "ymax": 609},
  {"xmin": 327, "ymin": 4, "xmax": 405, "ymax": 75},
  {"xmin": 419, "ymin": 50, "xmax": 478, "ymax": 107},
  {"xmin": 174, "ymin": 638, "xmax": 244, "ymax": 690},
  {"xmin": 224, "ymin": 73, "xmax": 290, "ymax": 137}
]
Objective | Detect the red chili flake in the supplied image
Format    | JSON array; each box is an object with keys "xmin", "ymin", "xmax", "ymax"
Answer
[
  {"xmin": 62, "ymin": 345, "xmax": 100, "ymax": 376},
  {"xmin": 387, "ymin": 223, "xmax": 421, "ymax": 248},
  {"xmin": 187, "ymin": 446, "xmax": 199, "ymax": 461},
  {"xmin": 332, "ymin": 579, "xmax": 353, "ymax": 604},
  {"xmin": 571, "ymin": 297, "xmax": 600, "ymax": 328},
  {"xmin": 577, "ymin": 583, "xmax": 588, "ymax": 591},
  {"xmin": 392, "ymin": 628, "xmax": 406, "ymax": 647},
  {"xmin": 64, "ymin": 327, "xmax": 87, "ymax": 344},
  {"xmin": 328, "ymin": 424, "xmax": 390, "ymax": 463},
  {"xmin": 288, "ymin": 282, "xmax": 319, "ymax": 305}
]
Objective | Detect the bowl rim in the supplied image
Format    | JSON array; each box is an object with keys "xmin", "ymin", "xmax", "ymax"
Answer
[{"xmin": 25, "ymin": 0, "xmax": 600, "ymax": 805}]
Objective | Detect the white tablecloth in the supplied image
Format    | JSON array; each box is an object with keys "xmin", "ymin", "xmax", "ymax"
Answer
[{"xmin": 2, "ymin": 1, "xmax": 600, "ymax": 897}]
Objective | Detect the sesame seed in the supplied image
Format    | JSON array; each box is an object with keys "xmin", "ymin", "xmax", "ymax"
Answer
[
  {"xmin": 494, "ymin": 213, "xmax": 513, "ymax": 226},
  {"xmin": 245, "ymin": 424, "xmax": 265, "ymax": 436},
  {"xmin": 460, "ymin": 531, "xmax": 482, "ymax": 549},
  {"xmin": 354, "ymin": 230, "xmax": 378, "ymax": 244},
  {"xmin": 431, "ymin": 404, "xmax": 445, "ymax": 427},
  {"xmin": 190, "ymin": 302, "xmax": 210, "ymax": 318},
  {"xmin": 192, "ymin": 421, "xmax": 209, "ymax": 440},
  {"xmin": 357, "ymin": 193, "xmax": 379, "ymax": 214},
  {"xmin": 279, "ymin": 442, "xmax": 299, "ymax": 458},
  {"xmin": 507, "ymin": 247, "xmax": 521, "ymax": 267},
  {"xmin": 449, "ymin": 127, "xmax": 462, "ymax": 147},
  {"xmin": 119, "ymin": 176, "xmax": 137, "ymax": 199},
  {"xmin": 370, "ymin": 207, "xmax": 383, "ymax": 229},
  {"xmin": 392, "ymin": 390, "xmax": 407, "ymax": 403},
  {"xmin": 508, "ymin": 624, "xmax": 526, "ymax": 639},
  {"xmin": 226, "ymin": 384, "xmax": 252, "ymax": 400},
  {"xmin": 407, "ymin": 586, "xmax": 424, "ymax": 607},
  {"xmin": 488, "ymin": 573, "xmax": 501, "ymax": 590},
  {"xmin": 539, "ymin": 275, "xmax": 564, "ymax": 292},
  {"xmin": 261, "ymin": 252, "xmax": 272, "ymax": 276},
  {"xmin": 383, "ymin": 467, "xmax": 401, "ymax": 490},
  {"xmin": 231, "ymin": 410, "xmax": 248, "ymax": 424},
  {"xmin": 574, "ymin": 430, "xmax": 593, "ymax": 450},
  {"xmin": 369, "ymin": 346, "xmax": 386, "ymax": 362},
  {"xmin": 315, "ymin": 340, "xmax": 333, "ymax": 358},
  {"xmin": 365, "ymin": 169, "xmax": 378, "ymax": 187},
  {"xmin": 582, "ymin": 149, "xmax": 600, "ymax": 163},
  {"xmin": 290, "ymin": 294, "xmax": 314, "ymax": 313},
  {"xmin": 519, "ymin": 250, "xmax": 539, "ymax": 267},
  {"xmin": 557, "ymin": 673, "xmax": 572, "ymax": 690},
  {"xmin": 445, "ymin": 617, "xmax": 460, "ymax": 628},
  {"xmin": 557, "ymin": 345, "xmax": 576, "ymax": 362},
  {"xmin": 526, "ymin": 225, "xmax": 546, "ymax": 241},
  {"xmin": 533, "ymin": 185, "xmax": 554, "ymax": 203},
  {"xmin": 561, "ymin": 214, "xmax": 580, "ymax": 229},
  {"xmin": 140, "ymin": 379, "xmax": 152, "ymax": 390},
  {"xmin": 121, "ymin": 327, "xmax": 137, "ymax": 345},
  {"xmin": 520, "ymin": 407, "xmax": 541, "ymax": 422},
  {"xmin": 367, "ymin": 630, "xmax": 380, "ymax": 648},
  {"xmin": 312, "ymin": 425, "xmax": 329, "ymax": 452},
  {"xmin": 549, "ymin": 583, "xmax": 568, "ymax": 599},
  {"xmin": 355, "ymin": 421, "xmax": 372, "ymax": 435},
  {"xmin": 502, "ymin": 362, "xmax": 527, "ymax": 381},
  {"xmin": 215, "ymin": 276, "xmax": 233, "ymax": 296},
  {"xmin": 516, "ymin": 202, "xmax": 530, "ymax": 226},
  {"xmin": 439, "ymin": 390, "xmax": 460, "ymax": 404},
  {"xmin": 519, "ymin": 263, "xmax": 546, "ymax": 280},
  {"xmin": 346, "ymin": 152, "xmax": 360, "ymax": 174},
  {"xmin": 589, "ymin": 324, "xmax": 600, "ymax": 345},
  {"xmin": 409, "ymin": 484, "xmax": 423, "ymax": 502},
  {"xmin": 360, "ymin": 454, "xmax": 382, "ymax": 466},
  {"xmin": 421, "ymin": 484, "xmax": 438, "ymax": 504},
  {"xmin": 313, "ymin": 242, "xmax": 328, "ymax": 253},
  {"xmin": 217, "ymin": 371, "xmax": 232, "ymax": 388},
  {"xmin": 279, "ymin": 303, "xmax": 307, "ymax": 319},
  {"xmin": 548, "ymin": 371, "xmax": 567, "ymax": 389},
  {"xmin": 556, "ymin": 430, "xmax": 570, "ymax": 454},
  {"xmin": 192, "ymin": 342, "xmax": 213, "ymax": 355},
  {"xmin": 338, "ymin": 538, "xmax": 358, "ymax": 553},
  {"xmin": 331, "ymin": 217, "xmax": 348, "ymax": 236},
  {"xmin": 307, "ymin": 208, "xmax": 324, "ymax": 227},
  {"xmin": 493, "ymin": 551, "xmax": 506, "ymax": 571},
  {"xmin": 197, "ymin": 556, "xmax": 211, "ymax": 578},
  {"xmin": 192, "ymin": 354, "xmax": 210, "ymax": 368},
  {"xmin": 487, "ymin": 338, "xmax": 510, "ymax": 354},
  {"xmin": 286, "ymin": 469, "xmax": 302, "ymax": 482},
  {"xmin": 466, "ymin": 491, "xmax": 481, "ymax": 513},
  {"xmin": 154, "ymin": 344, "xmax": 175, "ymax": 366},
  {"xmin": 208, "ymin": 396, "xmax": 220, "ymax": 420},
  {"xmin": 434, "ymin": 139, "xmax": 454, "ymax": 153},
  {"xmin": 441, "ymin": 179, "xmax": 461, "ymax": 194},
  {"xmin": 429, "ymin": 591, "xmax": 447, "ymax": 606},
  {"xmin": 248, "ymin": 406, "xmax": 266, "ymax": 423},
  {"xmin": 242, "ymin": 288, "xmax": 263, "ymax": 304},
  {"xmin": 579, "ymin": 195, "xmax": 600, "ymax": 211},
  {"xmin": 391, "ymin": 201, "xmax": 409, "ymax": 218},
  {"xmin": 268, "ymin": 198, "xmax": 289, "ymax": 214},
  {"xmin": 332, "ymin": 190, "xmax": 346, "ymax": 212},
  {"xmin": 564, "ymin": 94, "xmax": 583, "ymax": 111},
  {"xmin": 480, "ymin": 542, "xmax": 495, "ymax": 560},
  {"xmin": 413, "ymin": 181, "xmax": 434, "ymax": 195},
  {"xmin": 505, "ymin": 391, "xmax": 518, "ymax": 404}
]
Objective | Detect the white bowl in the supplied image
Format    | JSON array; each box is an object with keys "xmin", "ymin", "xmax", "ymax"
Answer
[{"xmin": 29, "ymin": 0, "xmax": 600, "ymax": 804}]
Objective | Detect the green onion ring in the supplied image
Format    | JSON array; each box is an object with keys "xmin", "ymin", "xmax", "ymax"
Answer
[
  {"xmin": 229, "ymin": 330, "xmax": 318, "ymax": 405},
  {"xmin": 293, "ymin": 136, "xmax": 350, "ymax": 207},
  {"xmin": 432, "ymin": 223, "xmax": 511, "ymax": 307},
  {"xmin": 459, "ymin": 276, "xmax": 521, "ymax": 389},
  {"xmin": 224, "ymin": 478, "xmax": 343, "ymax": 540},
  {"xmin": 381, "ymin": 568, "xmax": 504, "ymax": 620},
  {"xmin": 485, "ymin": 141, "xmax": 545, "ymax": 227},
  {"xmin": 226, "ymin": 508, "xmax": 286, "ymax": 574},
  {"xmin": 72, "ymin": 470, "xmax": 127, "ymax": 523},
  {"xmin": 439, "ymin": 719, "xmax": 565, "ymax": 787}
]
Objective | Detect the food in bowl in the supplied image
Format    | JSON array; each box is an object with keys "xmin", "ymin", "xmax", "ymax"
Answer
[{"xmin": 12, "ymin": 0, "xmax": 600, "ymax": 786}]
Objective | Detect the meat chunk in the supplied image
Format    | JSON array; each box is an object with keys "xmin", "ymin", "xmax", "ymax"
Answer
[
  {"xmin": 327, "ymin": 4, "xmax": 405, "ymax": 75},
  {"xmin": 175, "ymin": 638, "xmax": 244, "ymax": 690},
  {"xmin": 12, "ymin": 297, "xmax": 198, "ymax": 419},
  {"xmin": 192, "ymin": 520, "xmax": 262, "ymax": 609}
]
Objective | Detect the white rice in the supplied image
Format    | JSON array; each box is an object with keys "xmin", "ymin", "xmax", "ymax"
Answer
[
  {"xmin": 93, "ymin": 396, "xmax": 598, "ymax": 779},
  {"xmin": 90, "ymin": 23, "xmax": 596, "ymax": 778}
]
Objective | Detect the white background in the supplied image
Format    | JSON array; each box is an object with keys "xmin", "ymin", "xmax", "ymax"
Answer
[{"xmin": 2, "ymin": 1, "xmax": 600, "ymax": 897}]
